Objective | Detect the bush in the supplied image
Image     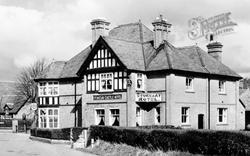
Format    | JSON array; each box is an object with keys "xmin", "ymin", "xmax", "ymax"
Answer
[
  {"xmin": 30, "ymin": 127, "xmax": 88, "ymax": 142},
  {"xmin": 88, "ymin": 125, "xmax": 250, "ymax": 155}
]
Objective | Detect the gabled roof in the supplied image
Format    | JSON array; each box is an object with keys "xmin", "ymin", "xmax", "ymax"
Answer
[
  {"xmin": 0, "ymin": 95, "xmax": 26, "ymax": 114},
  {"xmin": 36, "ymin": 20, "xmax": 241, "ymax": 80}
]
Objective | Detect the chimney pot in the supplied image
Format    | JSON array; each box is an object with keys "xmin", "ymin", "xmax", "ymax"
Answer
[
  {"xmin": 90, "ymin": 18, "xmax": 110, "ymax": 46},
  {"xmin": 152, "ymin": 15, "xmax": 171, "ymax": 48},
  {"xmin": 207, "ymin": 41, "xmax": 223, "ymax": 62}
]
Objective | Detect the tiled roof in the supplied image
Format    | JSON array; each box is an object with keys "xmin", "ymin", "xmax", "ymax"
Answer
[
  {"xmin": 36, "ymin": 20, "xmax": 241, "ymax": 80},
  {"xmin": 36, "ymin": 61, "xmax": 66, "ymax": 79},
  {"xmin": 0, "ymin": 95, "xmax": 26, "ymax": 114},
  {"xmin": 59, "ymin": 46, "xmax": 91, "ymax": 78},
  {"xmin": 109, "ymin": 22, "xmax": 153, "ymax": 43},
  {"xmin": 240, "ymin": 89, "xmax": 250, "ymax": 110}
]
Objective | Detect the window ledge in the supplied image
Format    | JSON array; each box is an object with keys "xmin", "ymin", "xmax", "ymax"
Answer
[
  {"xmin": 216, "ymin": 123, "xmax": 228, "ymax": 126},
  {"xmin": 181, "ymin": 123, "xmax": 191, "ymax": 126},
  {"xmin": 185, "ymin": 90, "xmax": 195, "ymax": 93},
  {"xmin": 218, "ymin": 92, "xmax": 227, "ymax": 95}
]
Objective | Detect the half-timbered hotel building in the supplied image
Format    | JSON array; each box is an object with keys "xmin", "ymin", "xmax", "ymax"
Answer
[{"xmin": 35, "ymin": 15, "xmax": 245, "ymax": 130}]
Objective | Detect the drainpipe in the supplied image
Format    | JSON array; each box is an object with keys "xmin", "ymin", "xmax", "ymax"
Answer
[
  {"xmin": 74, "ymin": 81, "xmax": 77, "ymax": 127},
  {"xmin": 208, "ymin": 78, "xmax": 211, "ymax": 129}
]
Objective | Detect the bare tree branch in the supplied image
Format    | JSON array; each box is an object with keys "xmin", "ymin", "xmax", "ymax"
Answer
[{"xmin": 15, "ymin": 58, "xmax": 48, "ymax": 103}]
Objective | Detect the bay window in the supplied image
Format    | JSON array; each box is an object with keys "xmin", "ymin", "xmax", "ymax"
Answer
[{"xmin": 39, "ymin": 108, "xmax": 59, "ymax": 129}]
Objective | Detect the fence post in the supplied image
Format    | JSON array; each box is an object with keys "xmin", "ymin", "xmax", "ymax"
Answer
[
  {"xmin": 84, "ymin": 129, "xmax": 87, "ymax": 148},
  {"xmin": 70, "ymin": 128, "xmax": 73, "ymax": 149}
]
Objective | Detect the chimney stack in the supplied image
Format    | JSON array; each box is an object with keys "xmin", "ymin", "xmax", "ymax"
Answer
[
  {"xmin": 207, "ymin": 41, "xmax": 223, "ymax": 62},
  {"xmin": 90, "ymin": 19, "xmax": 110, "ymax": 46},
  {"xmin": 152, "ymin": 15, "xmax": 171, "ymax": 48}
]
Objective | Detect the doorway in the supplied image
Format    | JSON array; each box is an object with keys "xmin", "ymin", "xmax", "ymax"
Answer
[{"xmin": 198, "ymin": 114, "xmax": 204, "ymax": 129}]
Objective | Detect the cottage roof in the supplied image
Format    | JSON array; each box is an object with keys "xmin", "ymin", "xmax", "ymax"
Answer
[
  {"xmin": 0, "ymin": 95, "xmax": 26, "ymax": 114},
  {"xmin": 36, "ymin": 20, "xmax": 241, "ymax": 80}
]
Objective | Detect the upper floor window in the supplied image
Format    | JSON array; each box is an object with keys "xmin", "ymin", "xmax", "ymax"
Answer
[
  {"xmin": 87, "ymin": 49, "xmax": 119, "ymax": 69},
  {"xmin": 100, "ymin": 73, "xmax": 113, "ymax": 92},
  {"xmin": 186, "ymin": 77, "xmax": 193, "ymax": 91},
  {"xmin": 181, "ymin": 107, "xmax": 189, "ymax": 124},
  {"xmin": 136, "ymin": 73, "xmax": 145, "ymax": 91},
  {"xmin": 219, "ymin": 80, "xmax": 226, "ymax": 93},
  {"xmin": 87, "ymin": 71, "xmax": 127, "ymax": 93},
  {"xmin": 217, "ymin": 108, "xmax": 227, "ymax": 124},
  {"xmin": 39, "ymin": 81, "xmax": 59, "ymax": 96}
]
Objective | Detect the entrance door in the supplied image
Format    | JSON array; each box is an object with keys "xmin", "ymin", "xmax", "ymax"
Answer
[{"xmin": 198, "ymin": 114, "xmax": 204, "ymax": 129}]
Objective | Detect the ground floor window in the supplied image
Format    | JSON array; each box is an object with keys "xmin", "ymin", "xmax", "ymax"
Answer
[
  {"xmin": 136, "ymin": 107, "xmax": 142, "ymax": 126},
  {"xmin": 218, "ymin": 108, "xmax": 227, "ymax": 124},
  {"xmin": 181, "ymin": 107, "xmax": 189, "ymax": 124},
  {"xmin": 39, "ymin": 108, "xmax": 59, "ymax": 129},
  {"xmin": 155, "ymin": 107, "xmax": 160, "ymax": 125},
  {"xmin": 95, "ymin": 109, "xmax": 105, "ymax": 125},
  {"xmin": 110, "ymin": 109, "xmax": 120, "ymax": 126}
]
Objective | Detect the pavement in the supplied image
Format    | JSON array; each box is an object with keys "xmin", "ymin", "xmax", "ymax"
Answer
[{"xmin": 0, "ymin": 132, "xmax": 96, "ymax": 156}]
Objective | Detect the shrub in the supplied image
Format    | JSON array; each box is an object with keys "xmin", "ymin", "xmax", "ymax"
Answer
[
  {"xmin": 30, "ymin": 127, "xmax": 88, "ymax": 142},
  {"xmin": 88, "ymin": 125, "xmax": 250, "ymax": 155}
]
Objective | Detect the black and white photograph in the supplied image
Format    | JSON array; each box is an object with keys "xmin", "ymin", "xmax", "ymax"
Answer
[{"xmin": 0, "ymin": 0, "xmax": 250, "ymax": 155}]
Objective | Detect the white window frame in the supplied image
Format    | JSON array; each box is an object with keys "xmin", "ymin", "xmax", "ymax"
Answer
[
  {"xmin": 155, "ymin": 107, "xmax": 161, "ymax": 125},
  {"xmin": 38, "ymin": 108, "xmax": 59, "ymax": 129},
  {"xmin": 219, "ymin": 80, "xmax": 226, "ymax": 94},
  {"xmin": 38, "ymin": 81, "xmax": 59, "ymax": 97},
  {"xmin": 181, "ymin": 107, "xmax": 190, "ymax": 124},
  {"xmin": 136, "ymin": 73, "xmax": 145, "ymax": 91},
  {"xmin": 217, "ymin": 108, "xmax": 227, "ymax": 124},
  {"xmin": 95, "ymin": 109, "xmax": 105, "ymax": 125},
  {"xmin": 109, "ymin": 109, "xmax": 120, "ymax": 126},
  {"xmin": 99, "ymin": 73, "xmax": 113, "ymax": 92},
  {"xmin": 185, "ymin": 77, "xmax": 194, "ymax": 91}
]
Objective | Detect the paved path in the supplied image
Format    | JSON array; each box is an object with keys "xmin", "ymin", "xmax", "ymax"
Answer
[{"xmin": 0, "ymin": 132, "xmax": 96, "ymax": 156}]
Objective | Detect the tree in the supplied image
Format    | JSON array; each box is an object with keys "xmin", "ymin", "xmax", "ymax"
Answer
[{"xmin": 15, "ymin": 58, "xmax": 48, "ymax": 103}]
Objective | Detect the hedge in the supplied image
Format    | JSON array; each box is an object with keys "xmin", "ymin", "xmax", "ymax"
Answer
[
  {"xmin": 30, "ymin": 127, "xmax": 88, "ymax": 142},
  {"xmin": 88, "ymin": 125, "xmax": 250, "ymax": 155}
]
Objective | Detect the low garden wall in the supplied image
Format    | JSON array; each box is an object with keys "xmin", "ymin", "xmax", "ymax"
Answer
[{"xmin": 88, "ymin": 125, "xmax": 250, "ymax": 155}]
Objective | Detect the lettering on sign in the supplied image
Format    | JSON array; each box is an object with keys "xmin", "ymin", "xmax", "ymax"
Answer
[
  {"xmin": 93, "ymin": 94, "xmax": 122, "ymax": 100},
  {"xmin": 188, "ymin": 12, "xmax": 237, "ymax": 40},
  {"xmin": 136, "ymin": 93, "xmax": 161, "ymax": 102}
]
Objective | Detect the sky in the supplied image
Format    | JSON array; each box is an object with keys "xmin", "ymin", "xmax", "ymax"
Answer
[{"xmin": 0, "ymin": 0, "xmax": 250, "ymax": 81}]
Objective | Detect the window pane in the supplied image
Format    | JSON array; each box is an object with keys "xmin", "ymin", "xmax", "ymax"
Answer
[{"xmin": 119, "ymin": 79, "xmax": 122, "ymax": 89}]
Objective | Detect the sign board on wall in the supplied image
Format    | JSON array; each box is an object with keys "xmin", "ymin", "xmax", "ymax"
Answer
[
  {"xmin": 136, "ymin": 93, "xmax": 161, "ymax": 102},
  {"xmin": 93, "ymin": 94, "xmax": 122, "ymax": 100}
]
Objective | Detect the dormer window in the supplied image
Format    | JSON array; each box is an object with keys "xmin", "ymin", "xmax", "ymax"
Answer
[
  {"xmin": 136, "ymin": 73, "xmax": 145, "ymax": 91},
  {"xmin": 186, "ymin": 77, "xmax": 194, "ymax": 91},
  {"xmin": 219, "ymin": 80, "xmax": 226, "ymax": 94}
]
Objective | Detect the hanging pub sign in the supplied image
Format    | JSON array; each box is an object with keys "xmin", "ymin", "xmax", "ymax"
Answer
[
  {"xmin": 136, "ymin": 93, "xmax": 162, "ymax": 102},
  {"xmin": 93, "ymin": 94, "xmax": 122, "ymax": 100}
]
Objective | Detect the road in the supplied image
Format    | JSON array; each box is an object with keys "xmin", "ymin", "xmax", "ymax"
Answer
[{"xmin": 0, "ymin": 132, "xmax": 96, "ymax": 156}]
